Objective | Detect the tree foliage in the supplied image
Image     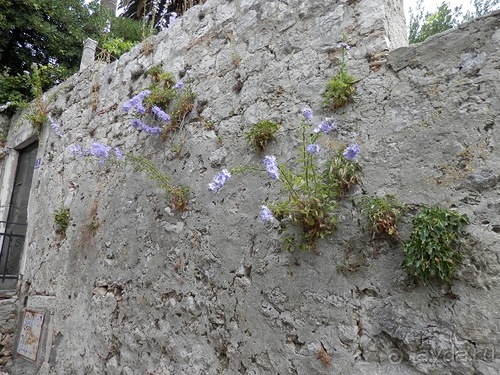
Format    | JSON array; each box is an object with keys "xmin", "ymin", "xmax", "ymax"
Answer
[
  {"xmin": 0, "ymin": 0, "xmax": 143, "ymax": 111},
  {"xmin": 118, "ymin": 0, "xmax": 204, "ymax": 29},
  {"xmin": 409, "ymin": 0, "xmax": 500, "ymax": 44}
]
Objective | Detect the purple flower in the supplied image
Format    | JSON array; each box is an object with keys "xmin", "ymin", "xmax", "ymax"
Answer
[
  {"xmin": 114, "ymin": 147, "xmax": 123, "ymax": 159},
  {"xmin": 131, "ymin": 119, "xmax": 144, "ymax": 129},
  {"xmin": 135, "ymin": 102, "xmax": 146, "ymax": 114},
  {"xmin": 130, "ymin": 119, "xmax": 160, "ymax": 135},
  {"xmin": 50, "ymin": 122, "xmax": 63, "ymax": 138},
  {"xmin": 69, "ymin": 143, "xmax": 122, "ymax": 163},
  {"xmin": 306, "ymin": 144, "xmax": 320, "ymax": 154},
  {"xmin": 302, "ymin": 108, "xmax": 313, "ymax": 121},
  {"xmin": 123, "ymin": 101, "xmax": 134, "ymax": 112},
  {"xmin": 208, "ymin": 169, "xmax": 231, "ymax": 192},
  {"xmin": 343, "ymin": 143, "xmax": 360, "ymax": 160},
  {"xmin": 91, "ymin": 142, "xmax": 111, "ymax": 159},
  {"xmin": 123, "ymin": 90, "xmax": 151, "ymax": 113},
  {"xmin": 142, "ymin": 124, "xmax": 161, "ymax": 136},
  {"xmin": 151, "ymin": 106, "xmax": 171, "ymax": 123},
  {"xmin": 69, "ymin": 144, "xmax": 84, "ymax": 157},
  {"xmin": 337, "ymin": 42, "xmax": 351, "ymax": 50},
  {"xmin": 314, "ymin": 118, "xmax": 336, "ymax": 134},
  {"xmin": 174, "ymin": 81, "xmax": 184, "ymax": 90},
  {"xmin": 259, "ymin": 205, "xmax": 275, "ymax": 223},
  {"xmin": 263, "ymin": 155, "xmax": 279, "ymax": 180}
]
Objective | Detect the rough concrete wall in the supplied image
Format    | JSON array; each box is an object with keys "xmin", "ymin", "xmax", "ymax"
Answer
[{"xmin": 2, "ymin": 0, "xmax": 500, "ymax": 374}]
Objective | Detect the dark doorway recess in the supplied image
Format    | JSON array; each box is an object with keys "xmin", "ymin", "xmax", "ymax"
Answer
[{"xmin": 0, "ymin": 142, "xmax": 38, "ymax": 289}]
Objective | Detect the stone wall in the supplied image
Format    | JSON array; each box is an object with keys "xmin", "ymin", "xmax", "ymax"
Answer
[
  {"xmin": 0, "ymin": 292, "xmax": 17, "ymax": 370},
  {"xmin": 1, "ymin": 0, "xmax": 500, "ymax": 374}
]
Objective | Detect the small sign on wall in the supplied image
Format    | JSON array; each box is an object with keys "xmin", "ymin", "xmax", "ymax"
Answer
[{"xmin": 17, "ymin": 309, "xmax": 45, "ymax": 362}]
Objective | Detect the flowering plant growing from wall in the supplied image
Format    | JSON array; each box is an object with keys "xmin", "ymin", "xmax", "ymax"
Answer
[
  {"xmin": 123, "ymin": 89, "xmax": 167, "ymax": 135},
  {"xmin": 143, "ymin": 66, "xmax": 197, "ymax": 136},
  {"xmin": 322, "ymin": 38, "xmax": 356, "ymax": 110},
  {"xmin": 209, "ymin": 109, "xmax": 361, "ymax": 253}
]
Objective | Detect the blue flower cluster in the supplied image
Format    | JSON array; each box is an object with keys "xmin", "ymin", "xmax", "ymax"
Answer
[
  {"xmin": 208, "ymin": 107, "xmax": 361, "ymax": 236},
  {"xmin": 50, "ymin": 122, "xmax": 63, "ymax": 138},
  {"xmin": 343, "ymin": 143, "xmax": 360, "ymax": 160},
  {"xmin": 336, "ymin": 42, "xmax": 351, "ymax": 50},
  {"xmin": 151, "ymin": 106, "xmax": 171, "ymax": 123},
  {"xmin": 91, "ymin": 142, "xmax": 111, "ymax": 159},
  {"xmin": 173, "ymin": 81, "xmax": 184, "ymax": 90},
  {"xmin": 263, "ymin": 155, "xmax": 279, "ymax": 180},
  {"xmin": 259, "ymin": 205, "xmax": 275, "ymax": 223},
  {"xmin": 123, "ymin": 91, "xmax": 171, "ymax": 136},
  {"xmin": 123, "ymin": 90, "xmax": 151, "ymax": 114},
  {"xmin": 131, "ymin": 119, "xmax": 161, "ymax": 136},
  {"xmin": 306, "ymin": 144, "xmax": 320, "ymax": 154},
  {"xmin": 314, "ymin": 118, "xmax": 336, "ymax": 134},
  {"xmin": 69, "ymin": 142, "xmax": 123, "ymax": 165},
  {"xmin": 208, "ymin": 169, "xmax": 231, "ymax": 192},
  {"xmin": 302, "ymin": 108, "xmax": 313, "ymax": 121}
]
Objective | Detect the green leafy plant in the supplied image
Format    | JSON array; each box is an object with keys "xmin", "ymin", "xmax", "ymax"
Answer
[
  {"xmin": 26, "ymin": 108, "xmax": 48, "ymax": 131},
  {"xmin": 145, "ymin": 68, "xmax": 176, "ymax": 108},
  {"xmin": 171, "ymin": 85, "xmax": 196, "ymax": 127},
  {"xmin": 215, "ymin": 109, "xmax": 361, "ymax": 253},
  {"xmin": 143, "ymin": 66, "xmax": 196, "ymax": 134},
  {"xmin": 322, "ymin": 36, "xmax": 356, "ymax": 110},
  {"xmin": 245, "ymin": 120, "xmax": 279, "ymax": 152},
  {"xmin": 54, "ymin": 206, "xmax": 70, "ymax": 235},
  {"xmin": 359, "ymin": 195, "xmax": 404, "ymax": 240},
  {"xmin": 126, "ymin": 153, "xmax": 190, "ymax": 210},
  {"xmin": 0, "ymin": 71, "xmax": 33, "ymax": 115},
  {"xmin": 97, "ymin": 37, "xmax": 137, "ymax": 62},
  {"xmin": 25, "ymin": 64, "xmax": 48, "ymax": 132},
  {"xmin": 402, "ymin": 205, "xmax": 469, "ymax": 283}
]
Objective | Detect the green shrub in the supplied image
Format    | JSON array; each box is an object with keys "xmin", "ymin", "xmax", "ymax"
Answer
[
  {"xmin": 245, "ymin": 120, "xmax": 279, "ymax": 151},
  {"xmin": 403, "ymin": 205, "xmax": 469, "ymax": 283},
  {"xmin": 322, "ymin": 70, "xmax": 356, "ymax": 110}
]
